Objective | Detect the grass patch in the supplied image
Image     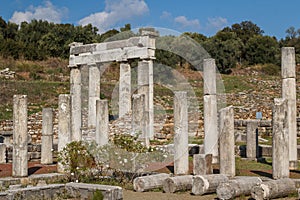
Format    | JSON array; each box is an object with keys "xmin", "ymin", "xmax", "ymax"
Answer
[{"xmin": 221, "ymin": 75, "xmax": 254, "ymax": 93}]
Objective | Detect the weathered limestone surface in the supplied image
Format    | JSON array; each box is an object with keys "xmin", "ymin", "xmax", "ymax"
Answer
[
  {"xmin": 12, "ymin": 95, "xmax": 28, "ymax": 177},
  {"xmin": 163, "ymin": 175, "xmax": 193, "ymax": 193},
  {"xmin": 281, "ymin": 47, "xmax": 297, "ymax": 169},
  {"xmin": 272, "ymin": 98, "xmax": 289, "ymax": 179},
  {"xmin": 174, "ymin": 91, "xmax": 188, "ymax": 175},
  {"xmin": 203, "ymin": 58, "xmax": 217, "ymax": 95},
  {"xmin": 57, "ymin": 94, "xmax": 71, "ymax": 173},
  {"xmin": 203, "ymin": 95, "xmax": 218, "ymax": 163},
  {"xmin": 66, "ymin": 182, "xmax": 123, "ymax": 200},
  {"xmin": 133, "ymin": 173, "xmax": 171, "ymax": 192},
  {"xmin": 203, "ymin": 58, "xmax": 218, "ymax": 164},
  {"xmin": 96, "ymin": 99, "xmax": 109, "ymax": 146},
  {"xmin": 138, "ymin": 60, "xmax": 154, "ymax": 140},
  {"xmin": 192, "ymin": 174, "xmax": 228, "ymax": 195},
  {"xmin": 246, "ymin": 120, "xmax": 258, "ymax": 159},
  {"xmin": 219, "ymin": 106, "xmax": 235, "ymax": 177},
  {"xmin": 193, "ymin": 154, "xmax": 213, "ymax": 175},
  {"xmin": 69, "ymin": 36, "xmax": 155, "ymax": 65},
  {"xmin": 41, "ymin": 108, "xmax": 53, "ymax": 165},
  {"xmin": 132, "ymin": 94, "xmax": 145, "ymax": 136},
  {"xmin": 70, "ymin": 67, "xmax": 82, "ymax": 141},
  {"xmin": 217, "ymin": 176, "xmax": 262, "ymax": 199},
  {"xmin": 281, "ymin": 47, "xmax": 296, "ymax": 78},
  {"xmin": 70, "ymin": 36, "xmax": 155, "ymax": 55},
  {"xmin": 119, "ymin": 62, "xmax": 131, "ymax": 118},
  {"xmin": 251, "ymin": 178, "xmax": 296, "ymax": 200},
  {"xmin": 0, "ymin": 144, "xmax": 6, "ymax": 163},
  {"xmin": 88, "ymin": 63, "xmax": 100, "ymax": 128}
]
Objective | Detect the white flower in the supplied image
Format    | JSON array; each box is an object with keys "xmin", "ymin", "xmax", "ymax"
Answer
[
  {"xmin": 76, "ymin": 167, "xmax": 79, "ymax": 170},
  {"xmin": 71, "ymin": 172, "xmax": 74, "ymax": 176},
  {"xmin": 124, "ymin": 159, "xmax": 128, "ymax": 163},
  {"xmin": 75, "ymin": 180, "xmax": 78, "ymax": 183}
]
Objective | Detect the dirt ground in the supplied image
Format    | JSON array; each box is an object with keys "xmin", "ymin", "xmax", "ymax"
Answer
[{"xmin": 123, "ymin": 189, "xmax": 217, "ymax": 200}]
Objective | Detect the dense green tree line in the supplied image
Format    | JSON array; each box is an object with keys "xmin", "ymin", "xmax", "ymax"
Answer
[{"xmin": 0, "ymin": 17, "xmax": 299, "ymax": 73}]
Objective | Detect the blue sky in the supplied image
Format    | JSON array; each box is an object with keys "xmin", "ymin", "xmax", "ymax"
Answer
[{"xmin": 1, "ymin": 0, "xmax": 300, "ymax": 39}]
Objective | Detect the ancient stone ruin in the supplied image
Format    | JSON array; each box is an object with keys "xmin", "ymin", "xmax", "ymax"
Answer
[{"xmin": 1, "ymin": 30, "xmax": 300, "ymax": 199}]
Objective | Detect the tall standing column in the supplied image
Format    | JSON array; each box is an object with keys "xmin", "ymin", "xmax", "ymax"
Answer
[
  {"xmin": 96, "ymin": 99, "xmax": 109, "ymax": 146},
  {"xmin": 58, "ymin": 94, "xmax": 71, "ymax": 173},
  {"xmin": 12, "ymin": 95, "xmax": 28, "ymax": 177},
  {"xmin": 174, "ymin": 91, "xmax": 188, "ymax": 175},
  {"xmin": 246, "ymin": 120, "xmax": 259, "ymax": 160},
  {"xmin": 70, "ymin": 67, "xmax": 82, "ymax": 141},
  {"xmin": 272, "ymin": 98, "xmax": 289, "ymax": 179},
  {"xmin": 281, "ymin": 47, "xmax": 297, "ymax": 169},
  {"xmin": 88, "ymin": 63, "xmax": 100, "ymax": 128},
  {"xmin": 219, "ymin": 106, "xmax": 235, "ymax": 177},
  {"xmin": 203, "ymin": 58, "xmax": 218, "ymax": 163},
  {"xmin": 138, "ymin": 60, "xmax": 154, "ymax": 140},
  {"xmin": 119, "ymin": 62, "xmax": 131, "ymax": 118},
  {"xmin": 41, "ymin": 108, "xmax": 53, "ymax": 165},
  {"xmin": 132, "ymin": 94, "xmax": 145, "ymax": 137}
]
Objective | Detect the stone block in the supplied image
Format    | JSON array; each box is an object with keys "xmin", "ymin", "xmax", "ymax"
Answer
[{"xmin": 281, "ymin": 47, "xmax": 296, "ymax": 78}]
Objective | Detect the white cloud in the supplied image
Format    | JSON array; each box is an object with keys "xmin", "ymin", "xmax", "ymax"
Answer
[
  {"xmin": 160, "ymin": 11, "xmax": 172, "ymax": 20},
  {"xmin": 206, "ymin": 17, "xmax": 228, "ymax": 31},
  {"xmin": 10, "ymin": 1, "xmax": 67, "ymax": 24},
  {"xmin": 78, "ymin": 0, "xmax": 149, "ymax": 33},
  {"xmin": 174, "ymin": 16, "xmax": 200, "ymax": 29}
]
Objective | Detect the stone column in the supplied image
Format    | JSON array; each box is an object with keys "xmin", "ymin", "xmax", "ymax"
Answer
[
  {"xmin": 219, "ymin": 106, "xmax": 235, "ymax": 177},
  {"xmin": 281, "ymin": 47, "xmax": 297, "ymax": 169},
  {"xmin": 174, "ymin": 91, "xmax": 188, "ymax": 175},
  {"xmin": 203, "ymin": 58, "xmax": 218, "ymax": 163},
  {"xmin": 272, "ymin": 98, "xmax": 289, "ymax": 179},
  {"xmin": 246, "ymin": 120, "xmax": 259, "ymax": 160},
  {"xmin": 88, "ymin": 63, "xmax": 101, "ymax": 129},
  {"xmin": 41, "ymin": 108, "xmax": 53, "ymax": 165},
  {"xmin": 0, "ymin": 144, "xmax": 6, "ymax": 163},
  {"xmin": 119, "ymin": 62, "xmax": 131, "ymax": 118},
  {"xmin": 70, "ymin": 67, "xmax": 82, "ymax": 141},
  {"xmin": 58, "ymin": 94, "xmax": 71, "ymax": 173},
  {"xmin": 96, "ymin": 99, "xmax": 109, "ymax": 146},
  {"xmin": 193, "ymin": 154, "xmax": 213, "ymax": 175},
  {"xmin": 132, "ymin": 94, "xmax": 145, "ymax": 137},
  {"xmin": 138, "ymin": 60, "xmax": 154, "ymax": 140},
  {"xmin": 12, "ymin": 95, "xmax": 28, "ymax": 177}
]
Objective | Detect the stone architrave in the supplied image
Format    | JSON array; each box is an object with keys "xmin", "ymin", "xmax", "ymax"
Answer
[
  {"xmin": 203, "ymin": 58, "xmax": 218, "ymax": 164},
  {"xmin": 138, "ymin": 60, "xmax": 154, "ymax": 140},
  {"xmin": 219, "ymin": 106, "xmax": 235, "ymax": 177},
  {"xmin": 41, "ymin": 108, "xmax": 53, "ymax": 165},
  {"xmin": 119, "ymin": 62, "xmax": 131, "ymax": 118},
  {"xmin": 96, "ymin": 99, "xmax": 109, "ymax": 146},
  {"xmin": 12, "ymin": 95, "xmax": 28, "ymax": 177},
  {"xmin": 58, "ymin": 94, "xmax": 71, "ymax": 173},
  {"xmin": 174, "ymin": 91, "xmax": 188, "ymax": 175},
  {"xmin": 246, "ymin": 120, "xmax": 259, "ymax": 160},
  {"xmin": 281, "ymin": 47, "xmax": 297, "ymax": 169},
  {"xmin": 88, "ymin": 63, "xmax": 100, "ymax": 128},
  {"xmin": 272, "ymin": 98, "xmax": 289, "ymax": 179},
  {"xmin": 70, "ymin": 67, "xmax": 82, "ymax": 141}
]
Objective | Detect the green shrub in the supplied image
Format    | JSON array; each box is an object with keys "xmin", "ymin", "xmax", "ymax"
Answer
[
  {"xmin": 57, "ymin": 141, "xmax": 95, "ymax": 182},
  {"xmin": 261, "ymin": 63, "xmax": 280, "ymax": 75},
  {"xmin": 91, "ymin": 189, "xmax": 104, "ymax": 200}
]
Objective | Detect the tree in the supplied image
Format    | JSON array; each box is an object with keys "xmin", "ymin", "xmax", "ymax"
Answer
[
  {"xmin": 202, "ymin": 31, "xmax": 244, "ymax": 73},
  {"xmin": 244, "ymin": 35, "xmax": 279, "ymax": 65}
]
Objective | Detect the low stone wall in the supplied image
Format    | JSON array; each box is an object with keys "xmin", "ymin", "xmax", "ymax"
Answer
[
  {"xmin": 235, "ymin": 118, "xmax": 300, "ymax": 136},
  {"xmin": 0, "ymin": 181, "xmax": 122, "ymax": 200}
]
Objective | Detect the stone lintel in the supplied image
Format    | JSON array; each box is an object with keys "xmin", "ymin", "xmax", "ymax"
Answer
[
  {"xmin": 69, "ymin": 47, "xmax": 155, "ymax": 66},
  {"xmin": 70, "ymin": 36, "xmax": 155, "ymax": 55}
]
